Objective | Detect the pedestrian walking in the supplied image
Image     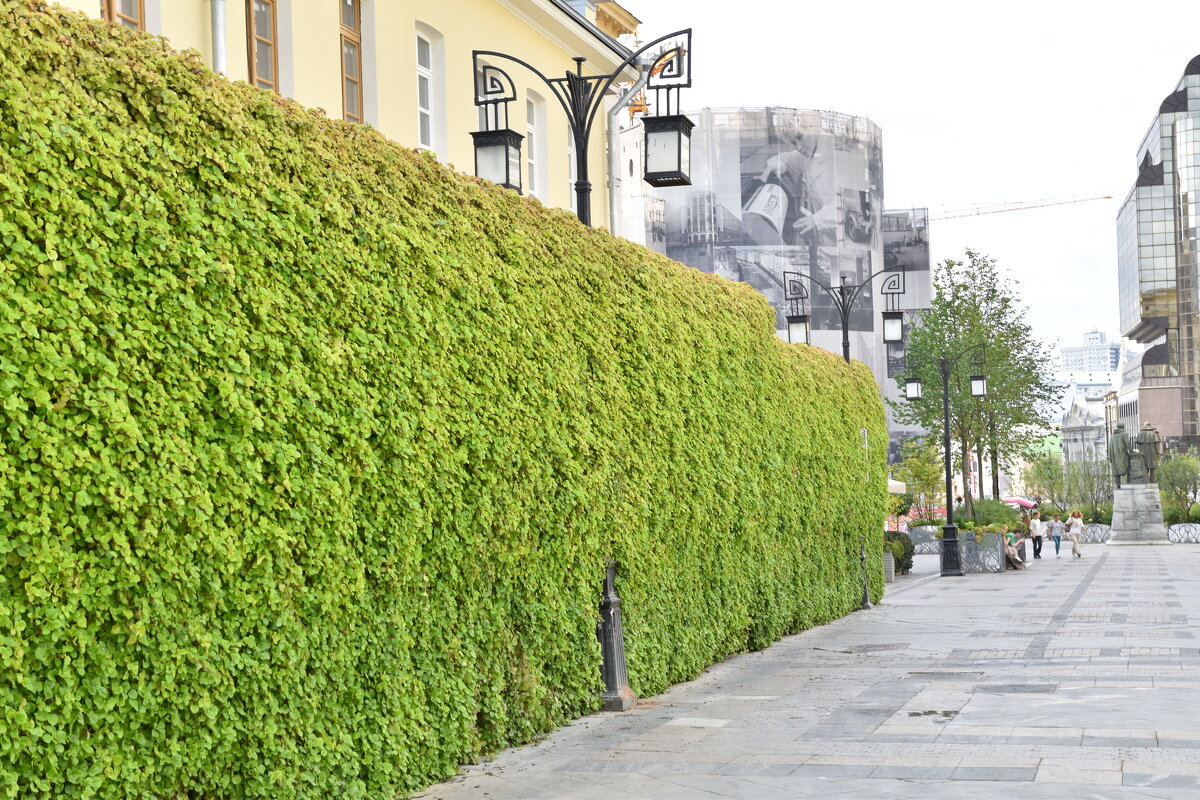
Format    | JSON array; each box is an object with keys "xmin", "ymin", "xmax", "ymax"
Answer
[
  {"xmin": 1046, "ymin": 513, "xmax": 1065, "ymax": 557},
  {"xmin": 1065, "ymin": 509, "xmax": 1085, "ymax": 558},
  {"xmin": 1029, "ymin": 511, "xmax": 1045, "ymax": 559}
]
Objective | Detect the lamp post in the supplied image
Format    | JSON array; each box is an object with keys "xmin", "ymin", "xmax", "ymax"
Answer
[
  {"xmin": 902, "ymin": 343, "xmax": 987, "ymax": 577},
  {"xmin": 472, "ymin": 30, "xmax": 693, "ymax": 227},
  {"xmin": 782, "ymin": 267, "xmax": 907, "ymax": 362}
]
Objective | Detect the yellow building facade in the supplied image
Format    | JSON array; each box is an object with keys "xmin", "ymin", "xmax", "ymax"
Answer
[{"xmin": 73, "ymin": 1, "xmax": 644, "ymax": 230}]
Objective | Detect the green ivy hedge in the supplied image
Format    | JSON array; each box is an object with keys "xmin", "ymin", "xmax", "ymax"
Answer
[{"xmin": 0, "ymin": 3, "xmax": 887, "ymax": 797}]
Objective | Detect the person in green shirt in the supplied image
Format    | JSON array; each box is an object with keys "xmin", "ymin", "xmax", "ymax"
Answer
[{"xmin": 1001, "ymin": 524, "xmax": 1026, "ymax": 570}]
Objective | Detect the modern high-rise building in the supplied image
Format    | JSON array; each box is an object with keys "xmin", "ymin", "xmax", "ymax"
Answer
[
  {"xmin": 1060, "ymin": 331, "xmax": 1120, "ymax": 372},
  {"xmin": 1115, "ymin": 54, "xmax": 1200, "ymax": 448},
  {"xmin": 655, "ymin": 107, "xmax": 932, "ymax": 460}
]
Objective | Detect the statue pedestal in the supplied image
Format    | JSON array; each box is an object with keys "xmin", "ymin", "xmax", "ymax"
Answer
[{"xmin": 1108, "ymin": 484, "xmax": 1171, "ymax": 545}]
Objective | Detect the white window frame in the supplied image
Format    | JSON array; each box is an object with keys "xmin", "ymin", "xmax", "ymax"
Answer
[
  {"xmin": 526, "ymin": 92, "xmax": 547, "ymax": 199},
  {"xmin": 416, "ymin": 33, "xmax": 434, "ymax": 149},
  {"xmin": 567, "ymin": 128, "xmax": 578, "ymax": 213},
  {"xmin": 414, "ymin": 22, "xmax": 446, "ymax": 158}
]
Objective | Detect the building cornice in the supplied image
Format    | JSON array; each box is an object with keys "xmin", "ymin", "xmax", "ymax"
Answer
[{"xmin": 493, "ymin": 0, "xmax": 635, "ymax": 77}]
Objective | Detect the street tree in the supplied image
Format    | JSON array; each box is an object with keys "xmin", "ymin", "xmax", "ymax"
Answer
[
  {"xmin": 1156, "ymin": 451, "xmax": 1200, "ymax": 513},
  {"xmin": 1065, "ymin": 458, "xmax": 1112, "ymax": 520},
  {"xmin": 890, "ymin": 251, "xmax": 1058, "ymax": 521},
  {"xmin": 892, "ymin": 436, "xmax": 945, "ymax": 522},
  {"xmin": 1022, "ymin": 452, "xmax": 1068, "ymax": 512}
]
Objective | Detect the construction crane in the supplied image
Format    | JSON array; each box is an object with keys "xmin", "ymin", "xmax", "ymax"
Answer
[{"xmin": 927, "ymin": 194, "xmax": 1113, "ymax": 221}]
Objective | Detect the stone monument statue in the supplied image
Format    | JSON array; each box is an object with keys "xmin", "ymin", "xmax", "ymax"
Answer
[
  {"xmin": 1136, "ymin": 423, "xmax": 1164, "ymax": 483},
  {"xmin": 1108, "ymin": 422, "xmax": 1133, "ymax": 488},
  {"xmin": 1109, "ymin": 421, "xmax": 1170, "ymax": 545}
]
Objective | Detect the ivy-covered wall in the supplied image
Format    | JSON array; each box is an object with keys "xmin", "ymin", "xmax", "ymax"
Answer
[{"xmin": 0, "ymin": 3, "xmax": 887, "ymax": 798}]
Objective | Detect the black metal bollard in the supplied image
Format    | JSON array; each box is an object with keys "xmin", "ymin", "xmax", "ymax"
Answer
[
  {"xmin": 597, "ymin": 560, "xmax": 636, "ymax": 711},
  {"xmin": 859, "ymin": 535, "xmax": 872, "ymax": 610},
  {"xmin": 940, "ymin": 524, "xmax": 964, "ymax": 577}
]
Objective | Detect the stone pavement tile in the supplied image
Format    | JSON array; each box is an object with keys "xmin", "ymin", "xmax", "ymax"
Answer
[
  {"xmin": 978, "ymin": 756, "xmax": 1042, "ymax": 768},
  {"xmin": 713, "ymin": 762, "xmax": 798, "ymax": 777},
  {"xmin": 662, "ymin": 716, "xmax": 732, "ymax": 729},
  {"xmin": 869, "ymin": 733, "xmax": 941, "ymax": 743},
  {"xmin": 564, "ymin": 773, "xmax": 754, "ymax": 800},
  {"xmin": 1035, "ymin": 765, "xmax": 1123, "ymax": 784},
  {"xmin": 692, "ymin": 700, "xmax": 774, "ymax": 719},
  {"xmin": 621, "ymin": 726, "xmax": 712, "ymax": 748},
  {"xmin": 1158, "ymin": 738, "xmax": 1200, "ymax": 749},
  {"xmin": 789, "ymin": 764, "xmax": 876, "ymax": 779},
  {"xmin": 869, "ymin": 765, "xmax": 957, "ymax": 780},
  {"xmin": 650, "ymin": 773, "xmax": 854, "ymax": 799},
  {"xmin": 1010, "ymin": 725, "xmax": 1084, "ymax": 738},
  {"xmin": 619, "ymin": 749, "xmax": 740, "ymax": 764},
  {"xmin": 806, "ymin": 754, "xmax": 881, "ymax": 767},
  {"xmin": 1085, "ymin": 727, "xmax": 1159, "ymax": 738},
  {"xmin": 1123, "ymin": 761, "xmax": 1200, "ymax": 776},
  {"xmin": 950, "ymin": 767, "xmax": 1037, "ymax": 781},
  {"xmin": 728, "ymin": 752, "xmax": 814, "ymax": 766},
  {"xmin": 1155, "ymin": 729, "xmax": 1200, "ymax": 742},
  {"xmin": 1039, "ymin": 757, "xmax": 1123, "ymax": 770},
  {"xmin": 1082, "ymin": 736, "xmax": 1158, "ymax": 748},
  {"xmin": 414, "ymin": 772, "xmax": 630, "ymax": 800},
  {"xmin": 941, "ymin": 725, "xmax": 1015, "ymax": 737},
  {"xmin": 876, "ymin": 753, "xmax": 962, "ymax": 768},
  {"xmin": 1123, "ymin": 773, "xmax": 1200, "ymax": 790},
  {"xmin": 875, "ymin": 720, "xmax": 949, "ymax": 734},
  {"xmin": 1009, "ymin": 736, "xmax": 1085, "ymax": 747}
]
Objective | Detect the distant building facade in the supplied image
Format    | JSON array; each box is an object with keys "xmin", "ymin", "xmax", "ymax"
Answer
[
  {"xmin": 1045, "ymin": 331, "xmax": 1121, "ymax": 424},
  {"xmin": 656, "ymin": 107, "xmax": 932, "ymax": 460},
  {"xmin": 1060, "ymin": 331, "xmax": 1120, "ymax": 372},
  {"xmin": 1061, "ymin": 393, "xmax": 1108, "ymax": 465},
  {"xmin": 1115, "ymin": 53, "xmax": 1200, "ymax": 449}
]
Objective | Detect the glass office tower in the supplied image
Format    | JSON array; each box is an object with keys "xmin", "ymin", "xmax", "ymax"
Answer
[{"xmin": 1116, "ymin": 55, "xmax": 1200, "ymax": 448}]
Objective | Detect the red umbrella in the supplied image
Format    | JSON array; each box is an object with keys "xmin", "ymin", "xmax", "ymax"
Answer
[{"xmin": 1002, "ymin": 496, "xmax": 1036, "ymax": 508}]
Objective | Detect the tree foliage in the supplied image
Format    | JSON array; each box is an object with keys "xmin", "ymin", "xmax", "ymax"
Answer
[
  {"xmin": 1157, "ymin": 451, "xmax": 1200, "ymax": 512},
  {"xmin": 890, "ymin": 251, "xmax": 1057, "ymax": 519},
  {"xmin": 892, "ymin": 437, "xmax": 944, "ymax": 521},
  {"xmin": 1065, "ymin": 459, "xmax": 1113, "ymax": 520},
  {"xmin": 1022, "ymin": 453, "xmax": 1068, "ymax": 511}
]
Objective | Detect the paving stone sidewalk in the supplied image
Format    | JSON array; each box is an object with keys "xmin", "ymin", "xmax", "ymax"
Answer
[{"xmin": 415, "ymin": 544, "xmax": 1200, "ymax": 799}]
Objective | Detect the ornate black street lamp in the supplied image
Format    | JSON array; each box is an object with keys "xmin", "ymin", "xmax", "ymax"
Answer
[
  {"xmin": 472, "ymin": 30, "xmax": 693, "ymax": 226},
  {"xmin": 782, "ymin": 267, "xmax": 907, "ymax": 362},
  {"xmin": 902, "ymin": 343, "xmax": 987, "ymax": 577}
]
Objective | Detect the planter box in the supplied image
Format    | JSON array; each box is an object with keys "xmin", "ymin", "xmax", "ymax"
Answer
[
  {"xmin": 909, "ymin": 526, "xmax": 940, "ymax": 554},
  {"xmin": 960, "ymin": 531, "xmax": 1004, "ymax": 573}
]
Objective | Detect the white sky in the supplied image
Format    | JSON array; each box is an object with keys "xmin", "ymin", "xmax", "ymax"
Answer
[{"xmin": 633, "ymin": 0, "xmax": 1200, "ymax": 354}]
